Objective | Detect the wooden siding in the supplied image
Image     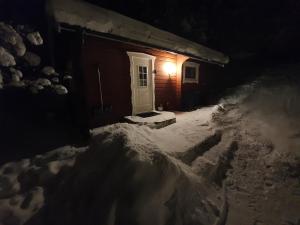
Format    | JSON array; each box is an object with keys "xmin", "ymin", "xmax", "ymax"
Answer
[
  {"xmin": 182, "ymin": 59, "xmax": 223, "ymax": 109},
  {"xmin": 80, "ymin": 36, "xmax": 183, "ymax": 127}
]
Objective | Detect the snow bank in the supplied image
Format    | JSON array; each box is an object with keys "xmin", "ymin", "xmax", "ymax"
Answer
[
  {"xmin": 0, "ymin": 124, "xmax": 225, "ymax": 225},
  {"xmin": 217, "ymin": 64, "xmax": 300, "ymax": 164}
]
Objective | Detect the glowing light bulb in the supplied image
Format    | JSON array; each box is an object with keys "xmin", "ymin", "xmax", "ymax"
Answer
[{"xmin": 163, "ymin": 62, "xmax": 176, "ymax": 76}]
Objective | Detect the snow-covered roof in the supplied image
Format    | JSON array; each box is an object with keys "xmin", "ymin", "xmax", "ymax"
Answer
[{"xmin": 48, "ymin": 0, "xmax": 229, "ymax": 65}]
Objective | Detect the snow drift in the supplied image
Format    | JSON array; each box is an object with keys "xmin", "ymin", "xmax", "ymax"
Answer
[
  {"xmin": 217, "ymin": 64, "xmax": 300, "ymax": 171},
  {"xmin": 1, "ymin": 63, "xmax": 300, "ymax": 225},
  {"xmin": 0, "ymin": 124, "xmax": 225, "ymax": 225}
]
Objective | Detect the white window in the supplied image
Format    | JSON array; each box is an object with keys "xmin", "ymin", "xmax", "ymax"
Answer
[
  {"xmin": 182, "ymin": 62, "xmax": 199, "ymax": 84},
  {"xmin": 138, "ymin": 65, "xmax": 148, "ymax": 87}
]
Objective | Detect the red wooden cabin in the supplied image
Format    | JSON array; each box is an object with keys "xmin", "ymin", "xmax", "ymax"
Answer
[{"xmin": 48, "ymin": 0, "xmax": 229, "ymax": 128}]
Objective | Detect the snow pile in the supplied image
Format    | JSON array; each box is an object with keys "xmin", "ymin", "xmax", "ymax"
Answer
[
  {"xmin": 0, "ymin": 123, "xmax": 225, "ymax": 225},
  {"xmin": 211, "ymin": 65, "xmax": 300, "ymax": 225},
  {"xmin": 215, "ymin": 64, "xmax": 300, "ymax": 168}
]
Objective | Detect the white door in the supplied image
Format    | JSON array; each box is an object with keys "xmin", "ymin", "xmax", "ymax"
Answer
[{"xmin": 127, "ymin": 52, "xmax": 156, "ymax": 115}]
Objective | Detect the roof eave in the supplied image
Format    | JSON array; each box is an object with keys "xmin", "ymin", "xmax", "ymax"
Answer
[{"xmin": 57, "ymin": 23, "xmax": 229, "ymax": 66}]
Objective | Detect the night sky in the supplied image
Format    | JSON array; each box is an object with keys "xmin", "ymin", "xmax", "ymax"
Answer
[
  {"xmin": 86, "ymin": 0, "xmax": 300, "ymax": 62},
  {"xmin": 1, "ymin": 0, "xmax": 300, "ymax": 62}
]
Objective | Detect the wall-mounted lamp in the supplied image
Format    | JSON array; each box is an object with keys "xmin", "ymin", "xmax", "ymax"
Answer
[{"xmin": 163, "ymin": 62, "xmax": 176, "ymax": 77}]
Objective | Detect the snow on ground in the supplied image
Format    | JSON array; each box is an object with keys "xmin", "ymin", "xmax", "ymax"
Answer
[
  {"xmin": 0, "ymin": 109, "xmax": 225, "ymax": 225},
  {"xmin": 1, "ymin": 64, "xmax": 300, "ymax": 225},
  {"xmin": 213, "ymin": 65, "xmax": 300, "ymax": 225}
]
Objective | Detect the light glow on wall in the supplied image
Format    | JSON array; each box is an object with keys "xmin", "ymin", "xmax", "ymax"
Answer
[{"xmin": 163, "ymin": 62, "xmax": 176, "ymax": 76}]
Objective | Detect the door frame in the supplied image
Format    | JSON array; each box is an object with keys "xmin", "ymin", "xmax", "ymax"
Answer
[{"xmin": 127, "ymin": 51, "xmax": 156, "ymax": 115}]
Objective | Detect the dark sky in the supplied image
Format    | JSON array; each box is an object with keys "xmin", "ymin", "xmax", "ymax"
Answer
[
  {"xmin": 87, "ymin": 0, "xmax": 300, "ymax": 61},
  {"xmin": 1, "ymin": 0, "xmax": 300, "ymax": 61}
]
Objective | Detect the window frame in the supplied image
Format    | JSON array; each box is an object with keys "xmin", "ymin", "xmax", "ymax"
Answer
[
  {"xmin": 182, "ymin": 61, "xmax": 199, "ymax": 84},
  {"xmin": 138, "ymin": 65, "xmax": 148, "ymax": 88}
]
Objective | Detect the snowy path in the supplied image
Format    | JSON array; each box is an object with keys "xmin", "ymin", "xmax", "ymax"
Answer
[{"xmin": 152, "ymin": 107, "xmax": 218, "ymax": 153}]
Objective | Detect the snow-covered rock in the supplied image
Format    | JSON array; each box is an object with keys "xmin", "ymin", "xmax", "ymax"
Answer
[
  {"xmin": 26, "ymin": 32, "xmax": 43, "ymax": 46},
  {"xmin": 23, "ymin": 51, "xmax": 41, "ymax": 66},
  {"xmin": 0, "ymin": 47, "xmax": 16, "ymax": 66},
  {"xmin": 53, "ymin": 84, "xmax": 68, "ymax": 95},
  {"xmin": 0, "ymin": 22, "xmax": 26, "ymax": 56},
  {"xmin": 41, "ymin": 66, "xmax": 55, "ymax": 76}
]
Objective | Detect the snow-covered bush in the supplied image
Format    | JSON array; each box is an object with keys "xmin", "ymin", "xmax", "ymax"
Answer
[
  {"xmin": 23, "ymin": 51, "xmax": 41, "ymax": 66},
  {"xmin": 0, "ymin": 47, "xmax": 16, "ymax": 66},
  {"xmin": 26, "ymin": 31, "xmax": 43, "ymax": 46},
  {"xmin": 0, "ymin": 71, "xmax": 3, "ymax": 89},
  {"xmin": 42, "ymin": 66, "xmax": 56, "ymax": 76},
  {"xmin": 0, "ymin": 22, "xmax": 26, "ymax": 56},
  {"xmin": 53, "ymin": 84, "xmax": 68, "ymax": 95},
  {"xmin": 0, "ymin": 21, "xmax": 68, "ymax": 96}
]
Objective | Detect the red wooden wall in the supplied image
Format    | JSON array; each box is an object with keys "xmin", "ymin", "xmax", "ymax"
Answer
[
  {"xmin": 80, "ymin": 36, "xmax": 183, "ymax": 127},
  {"xmin": 182, "ymin": 59, "xmax": 223, "ymax": 108}
]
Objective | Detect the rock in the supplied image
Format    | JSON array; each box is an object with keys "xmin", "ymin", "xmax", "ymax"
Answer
[
  {"xmin": 0, "ymin": 47, "xmax": 16, "ymax": 67},
  {"xmin": 23, "ymin": 51, "xmax": 41, "ymax": 66},
  {"xmin": 26, "ymin": 32, "xmax": 43, "ymax": 46}
]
